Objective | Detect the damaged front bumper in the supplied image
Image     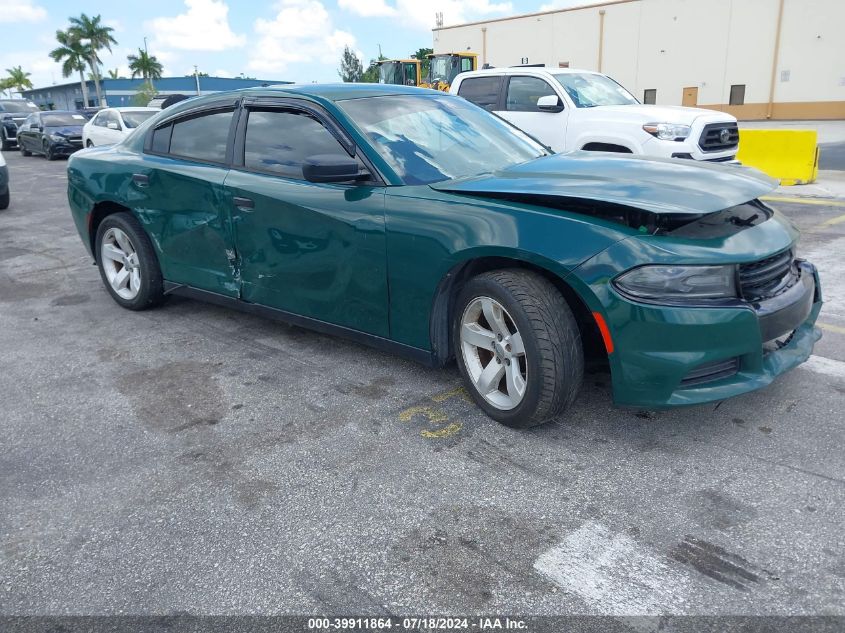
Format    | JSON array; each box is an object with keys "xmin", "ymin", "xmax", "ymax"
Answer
[{"xmin": 604, "ymin": 262, "xmax": 822, "ymax": 408}]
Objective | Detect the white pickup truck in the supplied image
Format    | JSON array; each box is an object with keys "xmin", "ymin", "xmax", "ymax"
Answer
[{"xmin": 450, "ymin": 67, "xmax": 739, "ymax": 163}]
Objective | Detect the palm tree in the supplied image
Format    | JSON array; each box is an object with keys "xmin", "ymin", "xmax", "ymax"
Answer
[
  {"xmin": 4, "ymin": 66, "xmax": 33, "ymax": 96},
  {"xmin": 107, "ymin": 68, "xmax": 122, "ymax": 79},
  {"xmin": 49, "ymin": 29, "xmax": 92, "ymax": 107},
  {"xmin": 68, "ymin": 13, "xmax": 117, "ymax": 107},
  {"xmin": 127, "ymin": 49, "xmax": 163, "ymax": 89}
]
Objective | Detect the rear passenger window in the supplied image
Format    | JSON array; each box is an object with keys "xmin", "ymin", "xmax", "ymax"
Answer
[
  {"xmin": 457, "ymin": 77, "xmax": 501, "ymax": 111},
  {"xmin": 168, "ymin": 110, "xmax": 233, "ymax": 162},
  {"xmin": 243, "ymin": 109, "xmax": 355, "ymax": 179},
  {"xmin": 150, "ymin": 124, "xmax": 172, "ymax": 154},
  {"xmin": 506, "ymin": 76, "xmax": 558, "ymax": 112}
]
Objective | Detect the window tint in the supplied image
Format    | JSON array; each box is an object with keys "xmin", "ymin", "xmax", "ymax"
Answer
[
  {"xmin": 457, "ymin": 76, "xmax": 501, "ymax": 111},
  {"xmin": 729, "ymin": 84, "xmax": 745, "ymax": 106},
  {"xmin": 168, "ymin": 110, "xmax": 233, "ymax": 162},
  {"xmin": 243, "ymin": 109, "xmax": 352, "ymax": 179},
  {"xmin": 151, "ymin": 123, "xmax": 172, "ymax": 154},
  {"xmin": 506, "ymin": 76, "xmax": 558, "ymax": 112}
]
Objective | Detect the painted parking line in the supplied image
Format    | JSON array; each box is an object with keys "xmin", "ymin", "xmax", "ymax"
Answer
[
  {"xmin": 818, "ymin": 322, "xmax": 845, "ymax": 335},
  {"xmin": 802, "ymin": 355, "xmax": 845, "ymax": 380},
  {"xmin": 762, "ymin": 196, "xmax": 845, "ymax": 208},
  {"xmin": 533, "ymin": 522, "xmax": 688, "ymax": 615}
]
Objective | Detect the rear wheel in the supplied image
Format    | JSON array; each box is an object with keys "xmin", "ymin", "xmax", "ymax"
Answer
[
  {"xmin": 454, "ymin": 269, "xmax": 583, "ymax": 428},
  {"xmin": 95, "ymin": 212, "xmax": 165, "ymax": 310}
]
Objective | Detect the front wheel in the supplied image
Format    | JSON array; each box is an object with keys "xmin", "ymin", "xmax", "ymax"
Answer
[
  {"xmin": 44, "ymin": 142, "xmax": 56, "ymax": 161},
  {"xmin": 0, "ymin": 188, "xmax": 9, "ymax": 210},
  {"xmin": 20, "ymin": 143, "xmax": 31, "ymax": 157},
  {"xmin": 86, "ymin": 140, "xmax": 94, "ymax": 147},
  {"xmin": 1, "ymin": 131, "xmax": 11, "ymax": 151},
  {"xmin": 453, "ymin": 269, "xmax": 583, "ymax": 428},
  {"xmin": 95, "ymin": 212, "xmax": 165, "ymax": 310}
]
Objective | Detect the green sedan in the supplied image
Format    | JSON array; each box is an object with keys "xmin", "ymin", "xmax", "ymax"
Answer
[{"xmin": 66, "ymin": 84, "xmax": 822, "ymax": 427}]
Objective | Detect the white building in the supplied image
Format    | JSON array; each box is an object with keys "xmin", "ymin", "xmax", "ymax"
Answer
[{"xmin": 433, "ymin": 0, "xmax": 845, "ymax": 120}]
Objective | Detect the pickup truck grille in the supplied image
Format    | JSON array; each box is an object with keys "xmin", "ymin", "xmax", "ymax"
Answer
[
  {"xmin": 698, "ymin": 123, "xmax": 739, "ymax": 152},
  {"xmin": 738, "ymin": 249, "xmax": 794, "ymax": 301}
]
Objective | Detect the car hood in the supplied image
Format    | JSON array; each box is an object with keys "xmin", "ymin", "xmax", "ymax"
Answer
[
  {"xmin": 46, "ymin": 125, "xmax": 83, "ymax": 136},
  {"xmin": 431, "ymin": 151, "xmax": 776, "ymax": 216},
  {"xmin": 582, "ymin": 103, "xmax": 736, "ymax": 124}
]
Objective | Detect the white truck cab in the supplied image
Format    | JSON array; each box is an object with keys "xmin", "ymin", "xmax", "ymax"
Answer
[{"xmin": 450, "ymin": 67, "xmax": 739, "ymax": 163}]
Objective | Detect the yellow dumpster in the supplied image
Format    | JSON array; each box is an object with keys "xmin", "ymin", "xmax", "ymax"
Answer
[{"xmin": 736, "ymin": 129, "xmax": 819, "ymax": 186}]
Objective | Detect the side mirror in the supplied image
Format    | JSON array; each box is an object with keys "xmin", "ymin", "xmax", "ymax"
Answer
[
  {"xmin": 302, "ymin": 154, "xmax": 369, "ymax": 184},
  {"xmin": 537, "ymin": 95, "xmax": 564, "ymax": 113},
  {"xmin": 107, "ymin": 121, "xmax": 120, "ymax": 130}
]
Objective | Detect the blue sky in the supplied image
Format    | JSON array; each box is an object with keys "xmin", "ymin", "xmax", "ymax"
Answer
[{"xmin": 0, "ymin": 0, "xmax": 587, "ymax": 88}]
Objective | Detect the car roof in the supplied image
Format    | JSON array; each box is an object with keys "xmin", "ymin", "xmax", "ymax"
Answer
[{"xmin": 457, "ymin": 67, "xmax": 601, "ymax": 80}]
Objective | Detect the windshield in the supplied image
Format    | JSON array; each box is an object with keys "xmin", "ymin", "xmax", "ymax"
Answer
[
  {"xmin": 553, "ymin": 73, "xmax": 638, "ymax": 107},
  {"xmin": 339, "ymin": 95, "xmax": 548, "ymax": 185},
  {"xmin": 0, "ymin": 101, "xmax": 39, "ymax": 114},
  {"xmin": 42, "ymin": 112, "xmax": 86, "ymax": 127},
  {"xmin": 379, "ymin": 62, "xmax": 402, "ymax": 85},
  {"xmin": 121, "ymin": 110, "xmax": 156, "ymax": 128},
  {"xmin": 429, "ymin": 57, "xmax": 450, "ymax": 83}
]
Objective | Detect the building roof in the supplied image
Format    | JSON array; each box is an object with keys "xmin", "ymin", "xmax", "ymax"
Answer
[
  {"xmin": 21, "ymin": 76, "xmax": 291, "ymax": 96},
  {"xmin": 432, "ymin": 0, "xmax": 639, "ymax": 31}
]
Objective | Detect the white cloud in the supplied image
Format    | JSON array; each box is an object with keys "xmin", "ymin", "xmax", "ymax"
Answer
[
  {"xmin": 0, "ymin": 0, "xmax": 46, "ymax": 23},
  {"xmin": 338, "ymin": 0, "xmax": 396, "ymax": 17},
  {"xmin": 0, "ymin": 49, "xmax": 62, "ymax": 90},
  {"xmin": 213, "ymin": 69, "xmax": 234, "ymax": 78},
  {"xmin": 337, "ymin": 0, "xmax": 513, "ymax": 29},
  {"xmin": 148, "ymin": 0, "xmax": 245, "ymax": 51},
  {"xmin": 247, "ymin": 0, "xmax": 358, "ymax": 75}
]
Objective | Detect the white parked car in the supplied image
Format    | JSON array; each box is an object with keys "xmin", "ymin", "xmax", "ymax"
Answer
[
  {"xmin": 451, "ymin": 67, "xmax": 739, "ymax": 163},
  {"xmin": 82, "ymin": 107, "xmax": 158, "ymax": 147}
]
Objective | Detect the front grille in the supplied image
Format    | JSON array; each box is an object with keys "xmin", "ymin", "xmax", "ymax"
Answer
[
  {"xmin": 68, "ymin": 137, "xmax": 83, "ymax": 145},
  {"xmin": 680, "ymin": 357, "xmax": 739, "ymax": 386},
  {"xmin": 698, "ymin": 123, "xmax": 739, "ymax": 152},
  {"xmin": 738, "ymin": 249, "xmax": 795, "ymax": 301}
]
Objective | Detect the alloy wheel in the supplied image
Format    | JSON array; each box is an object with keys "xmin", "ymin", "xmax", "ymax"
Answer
[
  {"xmin": 459, "ymin": 296, "xmax": 527, "ymax": 410},
  {"xmin": 100, "ymin": 227, "xmax": 141, "ymax": 300}
]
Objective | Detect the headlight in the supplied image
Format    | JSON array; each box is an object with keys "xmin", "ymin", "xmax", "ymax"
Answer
[
  {"xmin": 614, "ymin": 265, "xmax": 737, "ymax": 301},
  {"xmin": 642, "ymin": 123, "xmax": 691, "ymax": 141},
  {"xmin": 49, "ymin": 134, "xmax": 65, "ymax": 142}
]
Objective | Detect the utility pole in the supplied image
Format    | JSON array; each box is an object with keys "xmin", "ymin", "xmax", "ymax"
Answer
[
  {"xmin": 144, "ymin": 36, "xmax": 148, "ymax": 54},
  {"xmin": 194, "ymin": 65, "xmax": 201, "ymax": 96}
]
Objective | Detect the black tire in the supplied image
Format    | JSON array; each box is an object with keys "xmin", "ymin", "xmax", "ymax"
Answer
[
  {"xmin": 20, "ymin": 143, "xmax": 31, "ymax": 157},
  {"xmin": 0, "ymin": 188, "xmax": 9, "ymax": 210},
  {"xmin": 44, "ymin": 142, "xmax": 56, "ymax": 161},
  {"xmin": 86, "ymin": 140, "xmax": 94, "ymax": 147},
  {"xmin": 1, "ymin": 133, "xmax": 11, "ymax": 151},
  {"xmin": 95, "ymin": 212, "xmax": 165, "ymax": 310},
  {"xmin": 453, "ymin": 269, "xmax": 583, "ymax": 428}
]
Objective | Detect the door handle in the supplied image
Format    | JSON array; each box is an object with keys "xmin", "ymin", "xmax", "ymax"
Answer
[
  {"xmin": 132, "ymin": 173, "xmax": 149, "ymax": 187},
  {"xmin": 233, "ymin": 196, "xmax": 254, "ymax": 211}
]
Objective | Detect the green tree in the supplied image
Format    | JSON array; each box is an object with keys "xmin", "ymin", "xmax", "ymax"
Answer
[
  {"xmin": 132, "ymin": 82, "xmax": 158, "ymax": 106},
  {"xmin": 49, "ymin": 30, "xmax": 93, "ymax": 106},
  {"xmin": 107, "ymin": 68, "xmax": 122, "ymax": 79},
  {"xmin": 412, "ymin": 47, "xmax": 433, "ymax": 80},
  {"xmin": 127, "ymin": 48, "xmax": 163, "ymax": 89},
  {"xmin": 4, "ymin": 66, "xmax": 33, "ymax": 96},
  {"xmin": 0, "ymin": 77, "xmax": 12, "ymax": 98},
  {"xmin": 361, "ymin": 54, "xmax": 388, "ymax": 83},
  {"xmin": 338, "ymin": 46, "xmax": 363, "ymax": 83},
  {"xmin": 68, "ymin": 13, "xmax": 117, "ymax": 107}
]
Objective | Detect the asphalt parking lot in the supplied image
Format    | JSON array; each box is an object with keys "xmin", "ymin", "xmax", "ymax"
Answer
[{"xmin": 1, "ymin": 148, "xmax": 844, "ymax": 617}]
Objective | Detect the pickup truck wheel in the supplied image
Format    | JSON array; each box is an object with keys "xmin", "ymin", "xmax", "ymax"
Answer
[
  {"xmin": 96, "ymin": 212, "xmax": 165, "ymax": 310},
  {"xmin": 454, "ymin": 269, "xmax": 583, "ymax": 428}
]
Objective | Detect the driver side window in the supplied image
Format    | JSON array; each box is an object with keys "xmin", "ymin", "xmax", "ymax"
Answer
[
  {"xmin": 506, "ymin": 76, "xmax": 559, "ymax": 112},
  {"xmin": 242, "ymin": 109, "xmax": 359, "ymax": 180}
]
